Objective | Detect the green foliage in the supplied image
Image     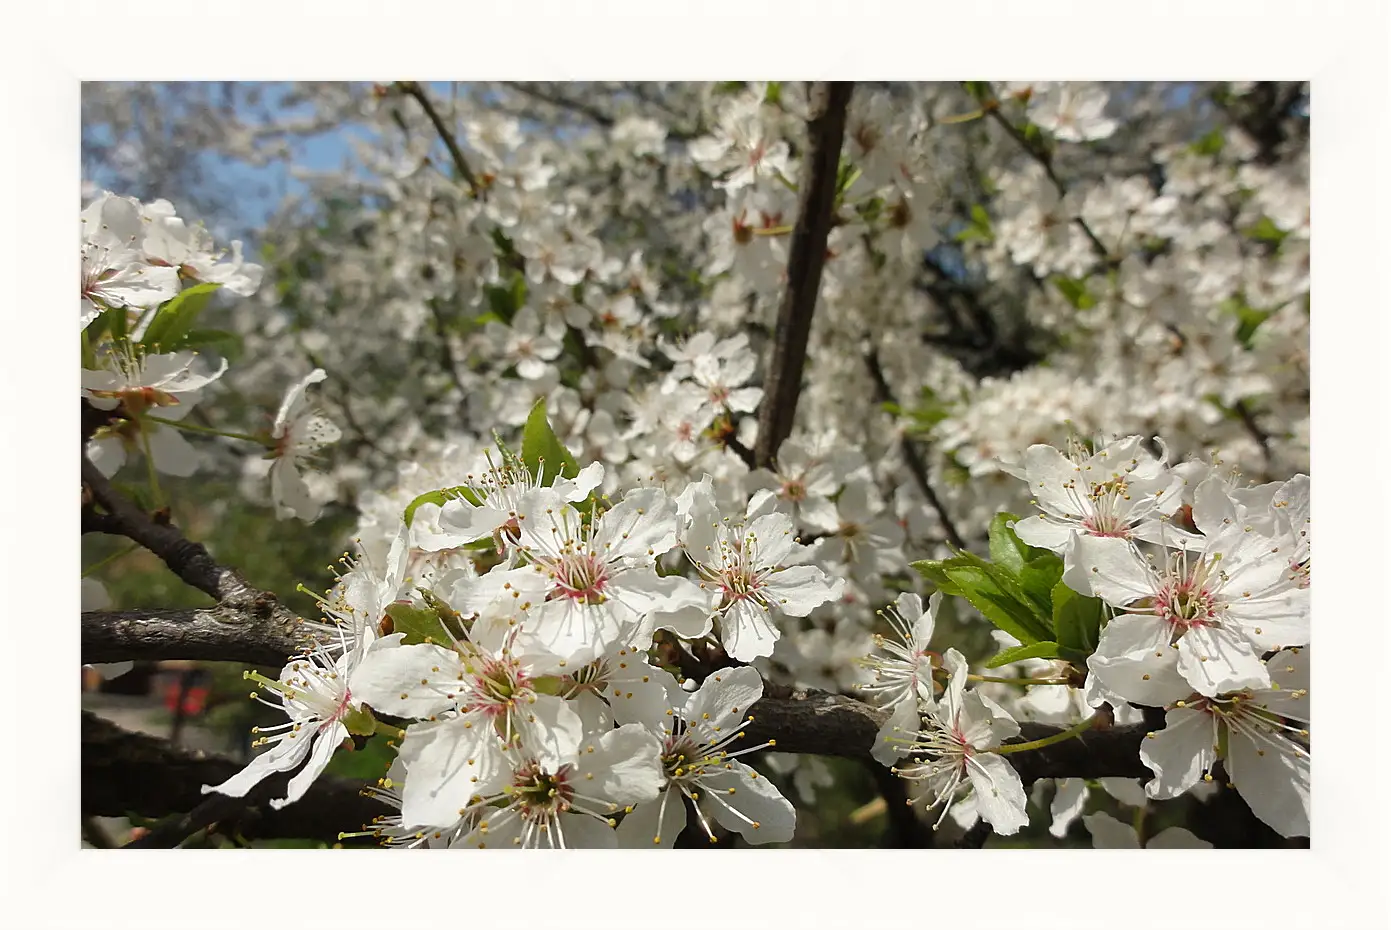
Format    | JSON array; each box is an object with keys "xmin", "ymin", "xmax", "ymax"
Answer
[
  {"xmin": 835, "ymin": 157, "xmax": 862, "ymax": 199},
  {"xmin": 894, "ymin": 385, "xmax": 953, "ymax": 436},
  {"xmin": 1052, "ymin": 275, "xmax": 1096, "ymax": 310},
  {"xmin": 914, "ymin": 512, "xmax": 1105, "ymax": 666},
  {"xmin": 323, "ymin": 733, "xmax": 397, "ymax": 781},
  {"xmin": 481, "ymin": 271, "xmax": 528, "ymax": 325},
  {"xmin": 1220, "ymin": 295, "xmax": 1275, "ymax": 347},
  {"xmin": 522, "ymin": 398, "xmax": 579, "ymax": 486},
  {"xmin": 141, "ymin": 283, "xmax": 222, "ymax": 350},
  {"xmin": 1052, "ymin": 579, "xmax": 1103, "ymax": 657},
  {"xmin": 87, "ymin": 304, "xmax": 130, "ymax": 344},
  {"xmin": 384, "ymin": 601, "xmax": 454, "ymax": 647},
  {"xmin": 1190, "ymin": 127, "xmax": 1225, "ymax": 156},
  {"xmin": 181, "ymin": 328, "xmax": 244, "ymax": 362},
  {"xmin": 985, "ymin": 641, "xmax": 1064, "ymax": 668},
  {"xmin": 341, "ymin": 704, "xmax": 378, "ymax": 737},
  {"xmin": 955, "ymin": 203, "xmax": 994, "ymax": 243},
  {"xmin": 402, "ymin": 485, "xmax": 483, "ymax": 528},
  {"xmin": 1244, "ymin": 216, "xmax": 1289, "ymax": 246}
]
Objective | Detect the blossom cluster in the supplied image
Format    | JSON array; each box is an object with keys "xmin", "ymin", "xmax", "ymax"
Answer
[
  {"xmin": 203, "ymin": 437, "xmax": 850, "ymax": 847},
  {"xmin": 80, "ymin": 80, "xmax": 1310, "ymax": 848},
  {"xmin": 859, "ymin": 434, "xmax": 1309, "ymax": 838}
]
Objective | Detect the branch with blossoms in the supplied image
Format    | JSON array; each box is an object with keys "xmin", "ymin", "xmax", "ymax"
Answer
[
  {"xmin": 754, "ymin": 80, "xmax": 854, "ymax": 468},
  {"xmin": 972, "ymin": 81, "xmax": 1117, "ymax": 268},
  {"xmin": 82, "ymin": 712, "xmax": 384, "ymax": 847},
  {"xmin": 80, "ymin": 81, "xmax": 1310, "ymax": 851}
]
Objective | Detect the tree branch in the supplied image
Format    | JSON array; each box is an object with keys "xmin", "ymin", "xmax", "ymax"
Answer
[
  {"xmin": 754, "ymin": 81, "xmax": 855, "ymax": 469},
  {"xmin": 80, "ymin": 607, "xmax": 1154, "ymax": 785},
  {"xmin": 83, "ymin": 607, "xmax": 320, "ymax": 668},
  {"xmin": 976, "ymin": 84, "xmax": 1115, "ymax": 268},
  {"xmin": 397, "ymin": 81, "xmax": 482, "ymax": 198},
  {"xmin": 81, "ymin": 455, "xmax": 294, "ymax": 619},
  {"xmin": 82, "ymin": 712, "xmax": 387, "ymax": 847},
  {"xmin": 863, "ymin": 344, "xmax": 968, "ymax": 549},
  {"xmin": 500, "ymin": 81, "xmax": 616, "ymax": 129}
]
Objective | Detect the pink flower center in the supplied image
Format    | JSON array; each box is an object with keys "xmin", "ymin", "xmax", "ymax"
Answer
[
  {"xmin": 550, "ymin": 551, "xmax": 610, "ymax": 605},
  {"xmin": 1155, "ymin": 577, "xmax": 1217, "ymax": 630}
]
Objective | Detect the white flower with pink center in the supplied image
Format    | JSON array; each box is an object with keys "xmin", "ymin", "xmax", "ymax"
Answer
[
  {"xmin": 615, "ymin": 666, "xmax": 795, "ymax": 847},
  {"xmin": 890, "ymin": 649, "xmax": 1028, "ymax": 835},
  {"xmin": 857, "ymin": 591, "xmax": 942, "ymax": 764},
  {"xmin": 1012, "ymin": 436, "xmax": 1185, "ymax": 584},
  {"xmin": 350, "ymin": 624, "xmax": 584, "ymax": 828},
  {"xmin": 201, "ymin": 598, "xmax": 393, "ymax": 810},
  {"xmin": 1140, "ymin": 648, "xmax": 1309, "ymax": 837},
  {"xmin": 414, "ymin": 453, "xmax": 603, "ymax": 555},
  {"xmin": 269, "ymin": 368, "xmax": 340, "ymax": 522},
  {"xmin": 454, "ymin": 724, "xmax": 664, "ymax": 848},
  {"xmin": 502, "ymin": 486, "xmax": 712, "ymax": 663},
  {"xmin": 680, "ymin": 482, "xmax": 843, "ymax": 662},
  {"xmin": 1078, "ymin": 485, "xmax": 1309, "ymax": 703},
  {"xmin": 80, "ymin": 191, "xmax": 181, "ymax": 328}
]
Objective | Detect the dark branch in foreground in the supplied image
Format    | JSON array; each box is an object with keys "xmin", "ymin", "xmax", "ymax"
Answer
[
  {"xmin": 754, "ymin": 81, "xmax": 855, "ymax": 469},
  {"xmin": 81, "ymin": 455, "xmax": 305, "ymax": 630},
  {"xmin": 82, "ymin": 602, "xmax": 1157, "ymax": 847},
  {"xmin": 82, "ymin": 604, "xmax": 1153, "ymax": 820},
  {"xmin": 748, "ymin": 681, "xmax": 1152, "ymax": 784},
  {"xmin": 83, "ymin": 670, "xmax": 1153, "ymax": 847},
  {"xmin": 83, "ymin": 607, "xmax": 319, "ymax": 669},
  {"xmin": 82, "ymin": 713, "xmax": 386, "ymax": 847}
]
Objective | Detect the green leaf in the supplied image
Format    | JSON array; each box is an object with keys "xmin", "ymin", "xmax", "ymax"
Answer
[
  {"xmin": 181, "ymin": 328, "xmax": 244, "ymax": 362},
  {"xmin": 988, "ymin": 512, "xmax": 1030, "ymax": 576},
  {"xmin": 141, "ymin": 283, "xmax": 222, "ymax": 350},
  {"xmin": 941, "ymin": 562, "xmax": 1054, "ymax": 645},
  {"xmin": 1018, "ymin": 552, "xmax": 1065, "ymax": 613},
  {"xmin": 480, "ymin": 272, "xmax": 528, "ymax": 326},
  {"xmin": 1190, "ymin": 127, "xmax": 1225, "ymax": 157},
  {"xmin": 87, "ymin": 304, "xmax": 128, "ymax": 344},
  {"xmin": 1052, "ymin": 580, "xmax": 1105, "ymax": 657},
  {"xmin": 402, "ymin": 485, "xmax": 484, "ymax": 528},
  {"xmin": 985, "ymin": 641, "xmax": 1063, "ymax": 669},
  {"xmin": 1220, "ymin": 295, "xmax": 1275, "ymax": 347},
  {"xmin": 384, "ymin": 602, "xmax": 452, "ymax": 647},
  {"xmin": 1052, "ymin": 275, "xmax": 1096, "ymax": 310},
  {"xmin": 835, "ymin": 157, "xmax": 862, "ymax": 197},
  {"xmin": 970, "ymin": 203, "xmax": 990, "ymax": 228},
  {"xmin": 1244, "ymin": 216, "xmax": 1289, "ymax": 245},
  {"xmin": 522, "ymin": 398, "xmax": 579, "ymax": 486},
  {"xmin": 906, "ymin": 385, "xmax": 952, "ymax": 432},
  {"xmin": 982, "ymin": 515, "xmax": 1061, "ymax": 619},
  {"xmin": 955, "ymin": 204, "xmax": 994, "ymax": 244},
  {"xmin": 340, "ymin": 704, "xmax": 377, "ymax": 737},
  {"xmin": 911, "ymin": 559, "xmax": 964, "ymax": 596}
]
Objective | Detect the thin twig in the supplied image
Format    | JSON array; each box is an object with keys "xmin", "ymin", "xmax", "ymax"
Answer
[
  {"xmin": 863, "ymin": 345, "xmax": 967, "ymax": 548},
  {"xmin": 754, "ymin": 81, "xmax": 855, "ymax": 468},
  {"xmin": 976, "ymin": 84, "xmax": 1115, "ymax": 267},
  {"xmin": 500, "ymin": 81, "xmax": 615, "ymax": 128},
  {"xmin": 1232, "ymin": 398, "xmax": 1273, "ymax": 469},
  {"xmin": 398, "ymin": 81, "xmax": 482, "ymax": 198}
]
